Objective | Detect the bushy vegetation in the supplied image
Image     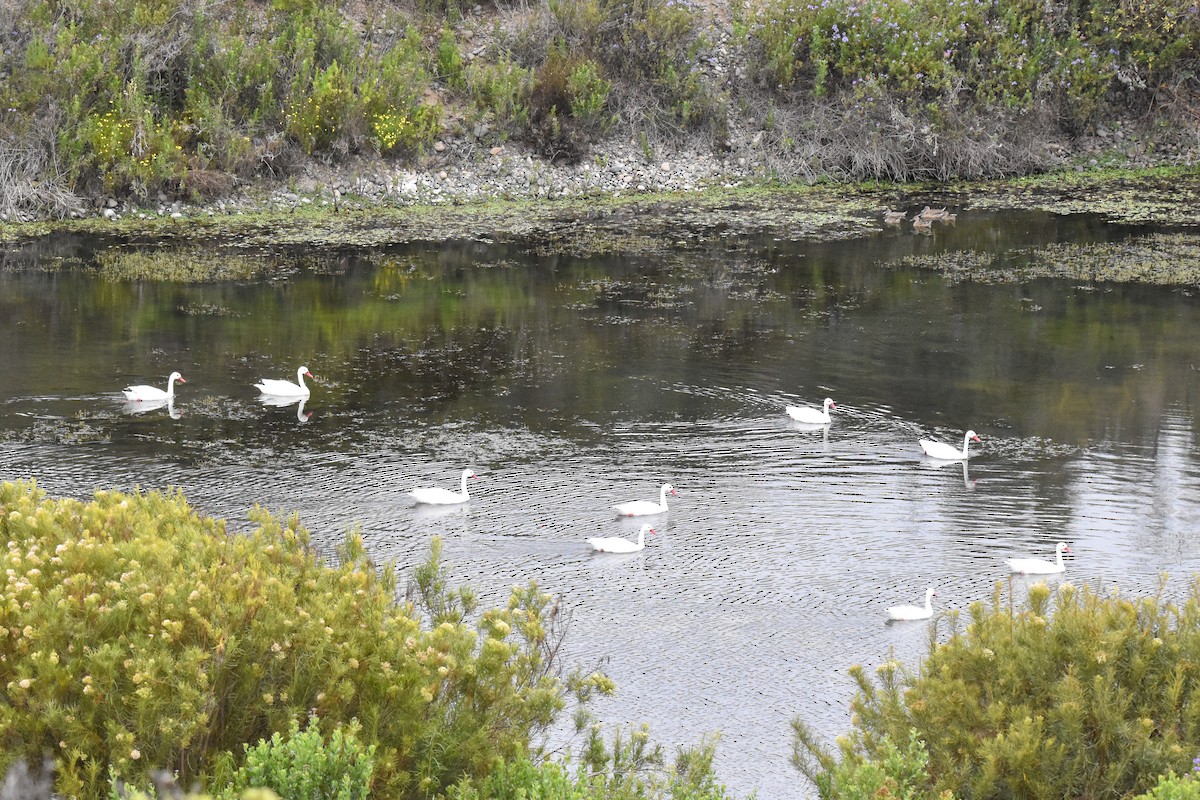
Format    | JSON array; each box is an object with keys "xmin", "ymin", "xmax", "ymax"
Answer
[
  {"xmin": 1133, "ymin": 766, "xmax": 1200, "ymax": 800},
  {"xmin": 226, "ymin": 716, "xmax": 375, "ymax": 800},
  {"xmin": 739, "ymin": 0, "xmax": 1200, "ymax": 179},
  {"xmin": 0, "ymin": 0, "xmax": 440, "ymax": 203},
  {"xmin": 480, "ymin": 0, "xmax": 717, "ymax": 160},
  {"xmin": 0, "ymin": 480, "xmax": 611, "ymax": 799},
  {"xmin": 1, "ymin": 0, "xmax": 1198, "ymax": 211},
  {"xmin": 446, "ymin": 730, "xmax": 736, "ymax": 800},
  {"xmin": 793, "ymin": 581, "xmax": 1200, "ymax": 799}
]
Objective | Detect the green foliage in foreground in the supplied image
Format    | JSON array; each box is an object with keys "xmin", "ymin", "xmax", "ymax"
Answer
[
  {"xmin": 229, "ymin": 716, "xmax": 375, "ymax": 800},
  {"xmin": 446, "ymin": 730, "xmax": 736, "ymax": 800},
  {"xmin": 1133, "ymin": 768, "xmax": 1200, "ymax": 800},
  {"xmin": 0, "ymin": 480, "xmax": 610, "ymax": 799},
  {"xmin": 795, "ymin": 581, "xmax": 1200, "ymax": 799}
]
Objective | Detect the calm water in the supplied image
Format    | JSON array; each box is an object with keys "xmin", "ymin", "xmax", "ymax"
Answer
[{"xmin": 3, "ymin": 210, "xmax": 1200, "ymax": 798}]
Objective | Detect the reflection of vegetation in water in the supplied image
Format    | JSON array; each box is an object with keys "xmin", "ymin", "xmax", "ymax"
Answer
[
  {"xmin": 970, "ymin": 167, "xmax": 1200, "ymax": 226},
  {"xmin": 0, "ymin": 417, "xmax": 110, "ymax": 445},
  {"xmin": 889, "ymin": 233, "xmax": 1200, "ymax": 286},
  {"xmin": 94, "ymin": 248, "xmax": 278, "ymax": 282}
]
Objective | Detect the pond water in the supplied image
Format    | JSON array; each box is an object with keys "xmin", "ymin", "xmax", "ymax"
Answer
[{"xmin": 3, "ymin": 208, "xmax": 1200, "ymax": 799}]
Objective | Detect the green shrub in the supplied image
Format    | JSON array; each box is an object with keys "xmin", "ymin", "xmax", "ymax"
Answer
[
  {"xmin": 2, "ymin": 0, "xmax": 440, "ymax": 195},
  {"xmin": 1134, "ymin": 767, "xmax": 1200, "ymax": 800},
  {"xmin": 466, "ymin": 58, "xmax": 533, "ymax": 131},
  {"xmin": 0, "ymin": 480, "xmax": 607, "ymax": 800},
  {"xmin": 744, "ymin": 0, "xmax": 1200, "ymax": 138},
  {"xmin": 794, "ymin": 581, "xmax": 1200, "ymax": 799},
  {"xmin": 230, "ymin": 716, "xmax": 374, "ymax": 800},
  {"xmin": 512, "ymin": 0, "xmax": 713, "ymax": 135},
  {"xmin": 445, "ymin": 731, "xmax": 736, "ymax": 800},
  {"xmin": 437, "ymin": 27, "xmax": 466, "ymax": 91},
  {"xmin": 800, "ymin": 729, "xmax": 945, "ymax": 800},
  {"xmin": 566, "ymin": 58, "xmax": 613, "ymax": 132},
  {"xmin": 444, "ymin": 759, "xmax": 589, "ymax": 800}
]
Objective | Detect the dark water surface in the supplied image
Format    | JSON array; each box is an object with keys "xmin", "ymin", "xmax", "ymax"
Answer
[{"xmin": 3, "ymin": 210, "xmax": 1200, "ymax": 798}]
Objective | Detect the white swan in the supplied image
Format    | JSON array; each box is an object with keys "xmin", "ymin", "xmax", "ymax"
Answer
[
  {"xmin": 255, "ymin": 366, "xmax": 313, "ymax": 398},
  {"xmin": 123, "ymin": 371, "xmax": 185, "ymax": 402},
  {"xmin": 919, "ymin": 429, "xmax": 980, "ymax": 460},
  {"xmin": 410, "ymin": 469, "xmax": 477, "ymax": 505},
  {"xmin": 785, "ymin": 397, "xmax": 836, "ymax": 424},
  {"xmin": 614, "ymin": 483, "xmax": 677, "ymax": 517},
  {"xmin": 586, "ymin": 524, "xmax": 655, "ymax": 553},
  {"xmin": 1006, "ymin": 542, "xmax": 1070, "ymax": 574},
  {"xmin": 887, "ymin": 587, "xmax": 937, "ymax": 621}
]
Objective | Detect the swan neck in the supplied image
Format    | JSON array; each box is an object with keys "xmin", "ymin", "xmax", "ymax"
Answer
[
  {"xmin": 660, "ymin": 486, "xmax": 669, "ymax": 509},
  {"xmin": 461, "ymin": 473, "xmax": 470, "ymax": 498},
  {"xmin": 296, "ymin": 369, "xmax": 308, "ymax": 389}
]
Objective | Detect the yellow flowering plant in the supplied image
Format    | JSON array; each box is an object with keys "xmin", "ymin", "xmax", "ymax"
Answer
[{"xmin": 0, "ymin": 481, "xmax": 605, "ymax": 800}]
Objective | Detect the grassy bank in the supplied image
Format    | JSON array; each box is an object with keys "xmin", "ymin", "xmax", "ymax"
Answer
[{"xmin": 0, "ymin": 0, "xmax": 1196, "ymax": 219}]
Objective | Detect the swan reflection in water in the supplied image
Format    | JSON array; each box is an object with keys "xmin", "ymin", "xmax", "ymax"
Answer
[
  {"xmin": 122, "ymin": 397, "xmax": 182, "ymax": 419},
  {"xmin": 257, "ymin": 394, "xmax": 313, "ymax": 422},
  {"xmin": 789, "ymin": 418, "xmax": 831, "ymax": 454},
  {"xmin": 921, "ymin": 454, "xmax": 976, "ymax": 489}
]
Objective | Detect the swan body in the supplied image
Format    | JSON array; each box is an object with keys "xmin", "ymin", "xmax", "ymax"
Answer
[
  {"xmin": 123, "ymin": 371, "xmax": 185, "ymax": 402},
  {"xmin": 614, "ymin": 484, "xmax": 677, "ymax": 517},
  {"xmin": 255, "ymin": 366, "xmax": 313, "ymax": 398},
  {"xmin": 887, "ymin": 587, "xmax": 937, "ymax": 621},
  {"xmin": 410, "ymin": 469, "xmax": 477, "ymax": 505},
  {"xmin": 920, "ymin": 430, "xmax": 981, "ymax": 461},
  {"xmin": 1006, "ymin": 542, "xmax": 1071, "ymax": 574},
  {"xmin": 586, "ymin": 525, "xmax": 655, "ymax": 554},
  {"xmin": 786, "ymin": 397, "xmax": 836, "ymax": 424}
]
